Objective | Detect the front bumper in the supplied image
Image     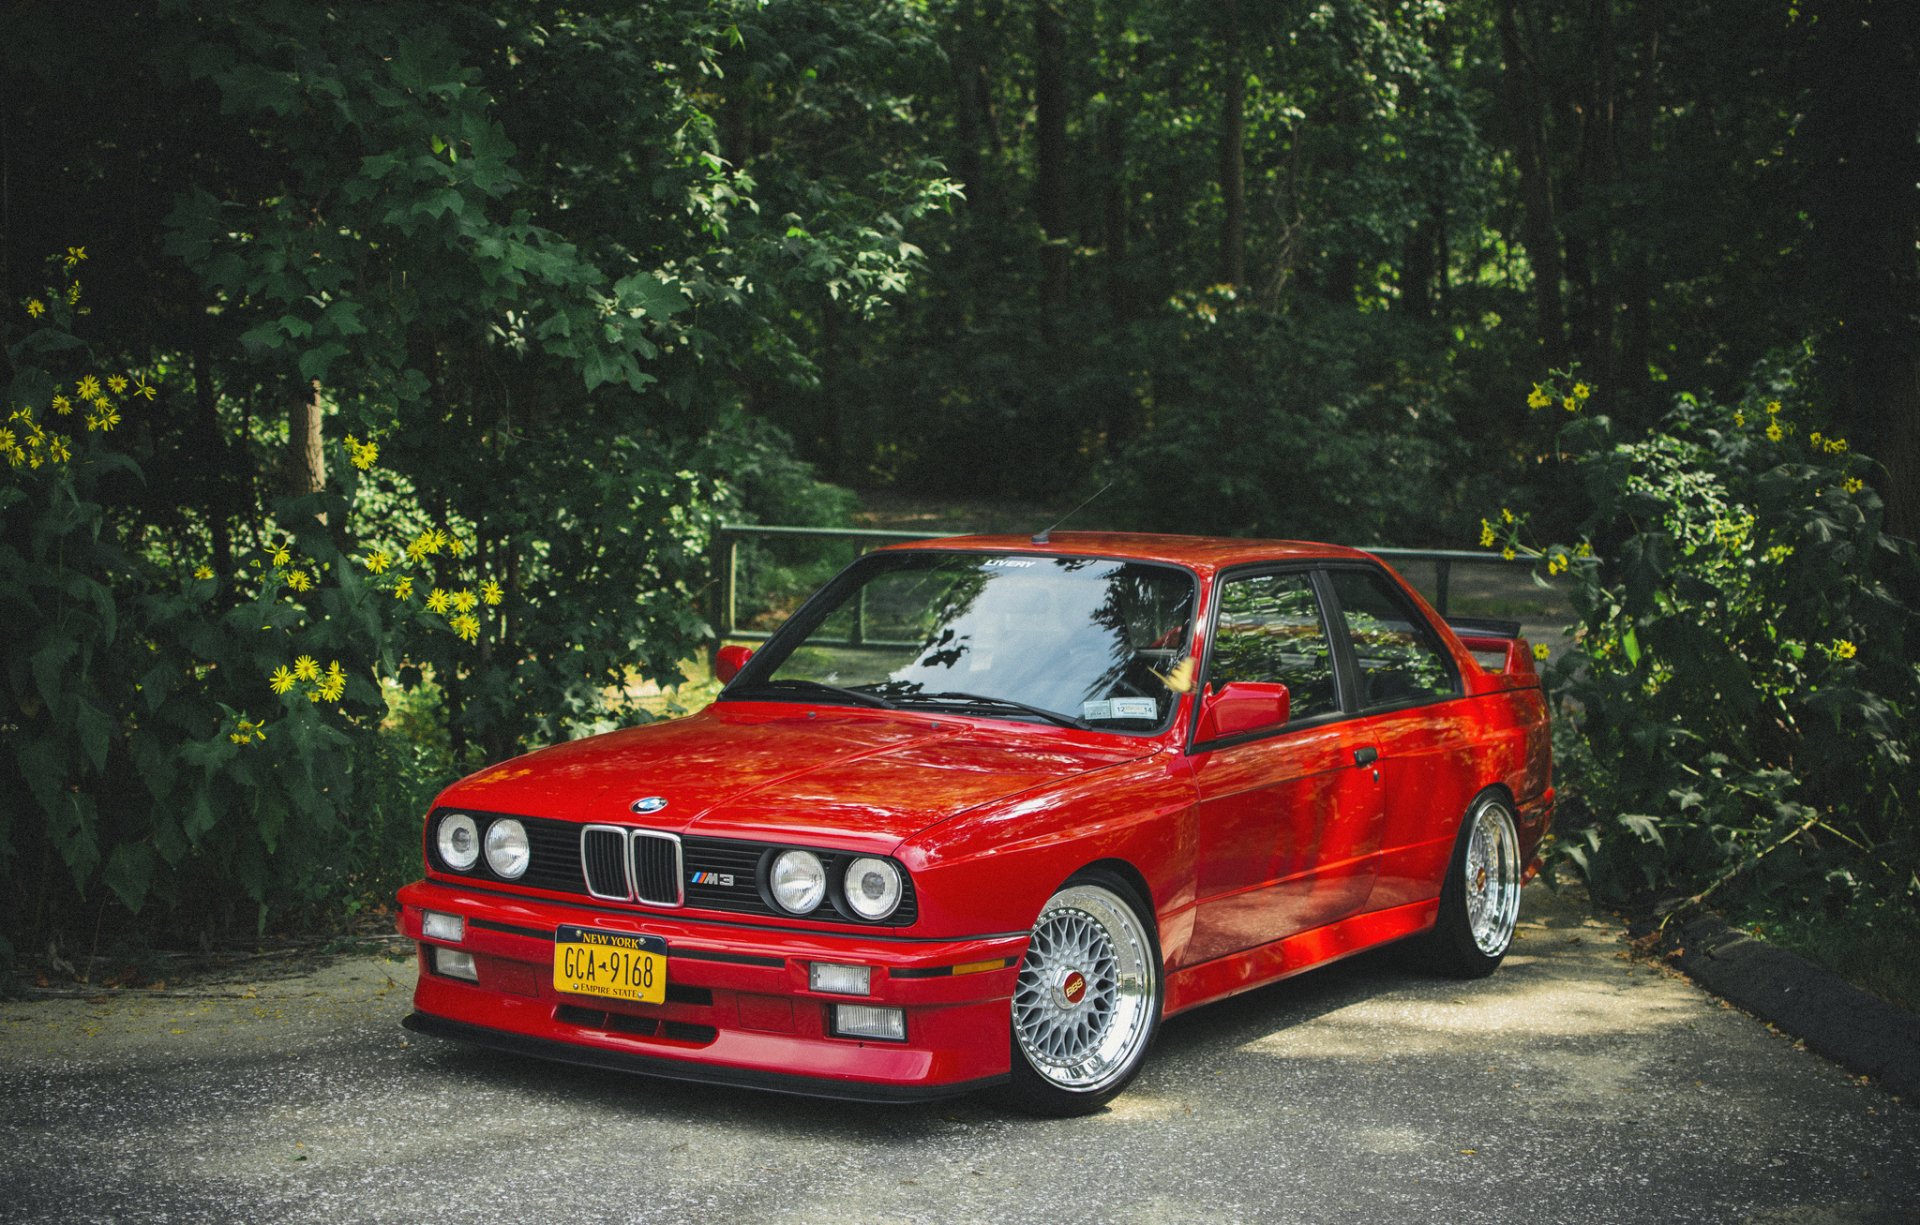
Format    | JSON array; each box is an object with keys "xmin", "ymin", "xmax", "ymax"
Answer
[{"xmin": 397, "ymin": 879, "xmax": 1026, "ymax": 1101}]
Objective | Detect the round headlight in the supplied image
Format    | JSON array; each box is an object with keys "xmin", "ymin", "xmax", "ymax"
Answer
[
  {"xmin": 484, "ymin": 818, "xmax": 530, "ymax": 879},
  {"xmin": 437, "ymin": 813, "xmax": 480, "ymax": 871},
  {"xmin": 843, "ymin": 857, "xmax": 903, "ymax": 920},
  {"xmin": 770, "ymin": 850, "xmax": 827, "ymax": 915}
]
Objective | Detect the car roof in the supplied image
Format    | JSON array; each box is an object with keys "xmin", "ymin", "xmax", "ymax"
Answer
[{"xmin": 876, "ymin": 532, "xmax": 1376, "ymax": 577}]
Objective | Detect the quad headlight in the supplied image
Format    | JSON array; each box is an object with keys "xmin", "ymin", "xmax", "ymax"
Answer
[
  {"xmin": 843, "ymin": 857, "xmax": 903, "ymax": 921},
  {"xmin": 770, "ymin": 849, "xmax": 827, "ymax": 914},
  {"xmin": 436, "ymin": 813, "xmax": 480, "ymax": 871},
  {"xmin": 484, "ymin": 818, "xmax": 530, "ymax": 879}
]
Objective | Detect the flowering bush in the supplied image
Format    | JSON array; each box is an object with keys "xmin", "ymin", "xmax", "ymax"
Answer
[
  {"xmin": 1487, "ymin": 355, "xmax": 1920, "ymax": 916},
  {"xmin": 2, "ymin": 256, "xmax": 509, "ymax": 943}
]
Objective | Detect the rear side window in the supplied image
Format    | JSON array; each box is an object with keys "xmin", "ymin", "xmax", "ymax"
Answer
[
  {"xmin": 1328, "ymin": 569, "xmax": 1459, "ymax": 708},
  {"xmin": 1208, "ymin": 572, "xmax": 1339, "ymax": 721}
]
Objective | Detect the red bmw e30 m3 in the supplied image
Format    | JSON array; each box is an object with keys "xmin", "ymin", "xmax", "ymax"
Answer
[{"xmin": 398, "ymin": 533, "xmax": 1553, "ymax": 1115}]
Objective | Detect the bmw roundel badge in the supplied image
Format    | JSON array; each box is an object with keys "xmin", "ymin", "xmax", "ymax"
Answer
[{"xmin": 629, "ymin": 796, "xmax": 668, "ymax": 815}]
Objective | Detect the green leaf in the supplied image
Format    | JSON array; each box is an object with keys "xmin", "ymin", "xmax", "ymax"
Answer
[{"xmin": 103, "ymin": 842, "xmax": 156, "ymax": 913}]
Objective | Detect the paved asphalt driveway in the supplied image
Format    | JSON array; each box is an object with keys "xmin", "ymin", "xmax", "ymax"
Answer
[{"xmin": 3, "ymin": 883, "xmax": 1916, "ymax": 1225}]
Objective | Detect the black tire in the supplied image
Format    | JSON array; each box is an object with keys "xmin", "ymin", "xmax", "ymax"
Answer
[
  {"xmin": 998, "ymin": 872, "xmax": 1163, "ymax": 1117},
  {"xmin": 1425, "ymin": 793, "xmax": 1524, "ymax": 979}
]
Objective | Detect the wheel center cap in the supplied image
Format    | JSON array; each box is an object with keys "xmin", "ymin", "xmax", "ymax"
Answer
[
  {"xmin": 1056, "ymin": 970, "xmax": 1088, "ymax": 1008},
  {"xmin": 1474, "ymin": 866, "xmax": 1488, "ymax": 892}
]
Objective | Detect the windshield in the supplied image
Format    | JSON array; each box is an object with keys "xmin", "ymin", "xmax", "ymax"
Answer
[{"xmin": 728, "ymin": 551, "xmax": 1198, "ymax": 731}]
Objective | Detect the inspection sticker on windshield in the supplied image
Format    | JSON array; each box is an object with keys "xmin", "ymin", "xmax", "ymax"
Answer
[{"xmin": 1083, "ymin": 697, "xmax": 1158, "ymax": 721}]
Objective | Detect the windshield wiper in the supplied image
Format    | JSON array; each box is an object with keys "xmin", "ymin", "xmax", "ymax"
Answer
[
  {"xmin": 890, "ymin": 690, "xmax": 1090, "ymax": 730},
  {"xmin": 734, "ymin": 678, "xmax": 895, "ymax": 709}
]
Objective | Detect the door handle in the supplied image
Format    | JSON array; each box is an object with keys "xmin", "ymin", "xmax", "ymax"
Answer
[{"xmin": 1353, "ymin": 746, "xmax": 1378, "ymax": 767}]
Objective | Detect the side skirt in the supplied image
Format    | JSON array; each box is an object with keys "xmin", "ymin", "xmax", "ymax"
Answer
[{"xmin": 1161, "ymin": 897, "xmax": 1440, "ymax": 1018}]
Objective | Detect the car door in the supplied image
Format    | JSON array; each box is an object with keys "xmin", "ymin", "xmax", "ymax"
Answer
[
  {"xmin": 1320, "ymin": 565, "xmax": 1476, "ymax": 913},
  {"xmin": 1186, "ymin": 569, "xmax": 1386, "ymax": 965}
]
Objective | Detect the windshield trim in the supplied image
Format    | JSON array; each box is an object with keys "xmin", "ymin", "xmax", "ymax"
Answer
[{"xmin": 718, "ymin": 548, "xmax": 1201, "ymax": 736}]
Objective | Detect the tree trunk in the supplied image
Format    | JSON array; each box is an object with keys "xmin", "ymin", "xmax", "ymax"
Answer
[
  {"xmin": 1219, "ymin": 0, "xmax": 1246, "ymax": 288},
  {"xmin": 1618, "ymin": 0, "xmax": 1659, "ymax": 416},
  {"xmin": 1034, "ymin": 0, "xmax": 1070, "ymax": 341},
  {"xmin": 1570, "ymin": 0, "xmax": 1616, "ymax": 400},
  {"xmin": 289, "ymin": 378, "xmax": 325, "ymax": 498},
  {"xmin": 1497, "ymin": 0, "xmax": 1569, "ymax": 365}
]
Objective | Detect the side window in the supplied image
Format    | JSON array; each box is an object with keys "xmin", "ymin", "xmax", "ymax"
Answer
[
  {"xmin": 1207, "ymin": 572, "xmax": 1338, "ymax": 721},
  {"xmin": 1327, "ymin": 569, "xmax": 1459, "ymax": 707}
]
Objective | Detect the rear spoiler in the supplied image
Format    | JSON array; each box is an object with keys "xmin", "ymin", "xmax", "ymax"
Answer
[{"xmin": 1445, "ymin": 615, "xmax": 1540, "ymax": 686}]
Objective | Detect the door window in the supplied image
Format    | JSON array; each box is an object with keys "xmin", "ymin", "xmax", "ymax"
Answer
[
  {"xmin": 1208, "ymin": 572, "xmax": 1338, "ymax": 720},
  {"xmin": 1327, "ymin": 569, "xmax": 1459, "ymax": 708}
]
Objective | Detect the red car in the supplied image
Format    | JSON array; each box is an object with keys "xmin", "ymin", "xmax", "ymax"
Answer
[{"xmin": 399, "ymin": 533, "xmax": 1552, "ymax": 1114}]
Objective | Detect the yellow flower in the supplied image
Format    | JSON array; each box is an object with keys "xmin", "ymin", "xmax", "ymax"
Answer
[
  {"xmin": 364, "ymin": 550, "xmax": 391, "ymax": 574},
  {"xmin": 285, "ymin": 569, "xmax": 313, "ymax": 593},
  {"xmin": 480, "ymin": 578, "xmax": 503, "ymax": 606},
  {"xmin": 25, "ymin": 299, "xmax": 44, "ymax": 318},
  {"xmin": 1826, "ymin": 437, "xmax": 1848, "ymax": 454},
  {"xmin": 1733, "ymin": 412, "xmax": 1745, "ymax": 427},
  {"xmin": 1548, "ymin": 553, "xmax": 1569, "ymax": 576},
  {"xmin": 1572, "ymin": 382, "xmax": 1591, "ymax": 401},
  {"xmin": 52, "ymin": 394, "xmax": 71, "ymax": 415},
  {"xmin": 1843, "ymin": 477, "xmax": 1864, "ymax": 494},
  {"xmin": 318, "ymin": 662, "xmax": 347, "ymax": 702},
  {"xmin": 271, "ymin": 544, "xmax": 292, "ymax": 568},
  {"xmin": 406, "ymin": 532, "xmax": 434, "ymax": 562},
  {"xmin": 132, "ymin": 375, "xmax": 157, "ymax": 401},
  {"xmin": 1501, "ymin": 507, "xmax": 1515, "ymax": 523},
  {"xmin": 447, "ymin": 535, "xmax": 467, "ymax": 558},
  {"xmin": 429, "ymin": 527, "xmax": 450, "ymax": 554},
  {"xmin": 65, "ymin": 281, "xmax": 81, "ymax": 305},
  {"xmin": 425, "ymin": 587, "xmax": 452, "ymax": 614},
  {"xmin": 1501, "ymin": 547, "xmax": 1517, "ymax": 561},
  {"xmin": 1766, "ymin": 400, "xmax": 1781, "ymax": 415},
  {"xmin": 393, "ymin": 575, "xmax": 414, "ymax": 601},
  {"xmin": 269, "ymin": 665, "xmax": 296, "ymax": 695},
  {"xmin": 64, "ymin": 245, "xmax": 87, "ymax": 269},
  {"xmin": 1831, "ymin": 639, "xmax": 1858, "ymax": 660},
  {"xmin": 48, "ymin": 436, "xmax": 71, "ymax": 463},
  {"xmin": 451, "ymin": 613, "xmax": 480, "ymax": 643},
  {"xmin": 452, "ymin": 589, "xmax": 477, "ymax": 613},
  {"xmin": 0, "ymin": 428, "xmax": 13, "ymax": 451},
  {"xmin": 1809, "ymin": 431, "xmax": 1823, "ymax": 447},
  {"xmin": 194, "ymin": 564, "xmax": 214, "ymax": 580},
  {"xmin": 1527, "ymin": 384, "xmax": 1552, "ymax": 410},
  {"xmin": 107, "ymin": 375, "xmax": 128, "ymax": 394},
  {"xmin": 1479, "ymin": 519, "xmax": 1497, "ymax": 548},
  {"xmin": 1766, "ymin": 422, "xmax": 1783, "ymax": 442},
  {"xmin": 350, "ymin": 440, "xmax": 378, "ymax": 470},
  {"xmin": 294, "ymin": 655, "xmax": 320, "ymax": 682},
  {"xmin": 76, "ymin": 375, "xmax": 101, "ymax": 400},
  {"xmin": 1562, "ymin": 395, "xmax": 1578, "ymax": 412},
  {"xmin": 1532, "ymin": 643, "xmax": 1550, "ymax": 661}
]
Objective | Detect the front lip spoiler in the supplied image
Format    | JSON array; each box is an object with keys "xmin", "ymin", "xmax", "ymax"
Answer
[{"xmin": 402, "ymin": 1011, "xmax": 1009, "ymax": 1105}]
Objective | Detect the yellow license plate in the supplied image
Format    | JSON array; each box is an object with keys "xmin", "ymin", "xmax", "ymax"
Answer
[{"xmin": 553, "ymin": 925, "xmax": 667, "ymax": 1005}]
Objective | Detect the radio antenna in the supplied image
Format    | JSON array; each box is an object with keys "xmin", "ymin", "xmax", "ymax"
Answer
[{"xmin": 1031, "ymin": 479, "xmax": 1115, "ymax": 545}]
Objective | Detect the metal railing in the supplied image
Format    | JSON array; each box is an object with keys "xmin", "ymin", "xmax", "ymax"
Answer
[{"xmin": 707, "ymin": 524, "xmax": 1544, "ymax": 651}]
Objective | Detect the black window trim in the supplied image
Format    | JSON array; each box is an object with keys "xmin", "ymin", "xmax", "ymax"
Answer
[
  {"xmin": 1318, "ymin": 560, "xmax": 1464, "ymax": 715},
  {"xmin": 719, "ymin": 546, "xmax": 1203, "ymax": 737},
  {"xmin": 1185, "ymin": 558, "xmax": 1465, "ymax": 755}
]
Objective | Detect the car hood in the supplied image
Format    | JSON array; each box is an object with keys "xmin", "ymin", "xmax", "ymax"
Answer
[{"xmin": 435, "ymin": 701, "xmax": 1160, "ymax": 850}]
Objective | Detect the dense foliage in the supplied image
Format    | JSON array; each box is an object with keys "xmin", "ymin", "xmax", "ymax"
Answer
[
  {"xmin": 1489, "ymin": 359, "xmax": 1920, "ymax": 918},
  {"xmin": 2, "ymin": 0, "xmax": 1915, "ymax": 960}
]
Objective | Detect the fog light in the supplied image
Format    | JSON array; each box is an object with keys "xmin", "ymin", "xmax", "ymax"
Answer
[
  {"xmin": 434, "ymin": 948, "xmax": 478, "ymax": 982},
  {"xmin": 422, "ymin": 911, "xmax": 465, "ymax": 942},
  {"xmin": 809, "ymin": 962, "xmax": 871, "ymax": 996},
  {"xmin": 833, "ymin": 1004, "xmax": 905, "ymax": 1041}
]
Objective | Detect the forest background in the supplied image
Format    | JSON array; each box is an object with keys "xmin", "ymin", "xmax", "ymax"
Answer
[{"xmin": 2, "ymin": 0, "xmax": 1915, "ymax": 995}]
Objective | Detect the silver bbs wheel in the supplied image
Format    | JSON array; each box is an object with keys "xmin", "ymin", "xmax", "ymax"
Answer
[
  {"xmin": 1463, "ymin": 800, "xmax": 1522, "ymax": 956},
  {"xmin": 1011, "ymin": 883, "xmax": 1157, "ymax": 1095}
]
